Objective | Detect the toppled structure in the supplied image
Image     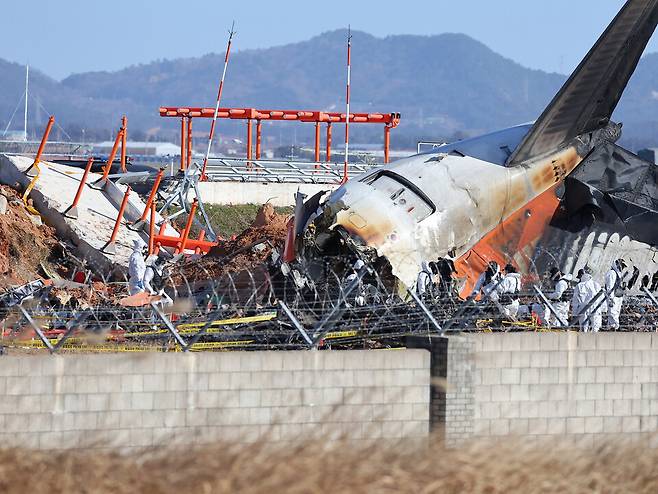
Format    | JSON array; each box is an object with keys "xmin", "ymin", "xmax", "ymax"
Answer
[{"xmin": 0, "ymin": 155, "xmax": 153, "ymax": 272}]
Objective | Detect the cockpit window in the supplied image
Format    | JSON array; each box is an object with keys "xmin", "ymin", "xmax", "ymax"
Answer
[{"xmin": 363, "ymin": 171, "xmax": 435, "ymax": 222}]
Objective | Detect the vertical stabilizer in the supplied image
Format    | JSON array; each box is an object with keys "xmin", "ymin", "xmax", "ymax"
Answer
[{"xmin": 508, "ymin": 0, "xmax": 658, "ymax": 165}]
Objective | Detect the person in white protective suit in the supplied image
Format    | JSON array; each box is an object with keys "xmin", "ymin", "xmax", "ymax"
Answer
[
  {"xmin": 470, "ymin": 261, "xmax": 502, "ymax": 300},
  {"xmin": 128, "ymin": 238, "xmax": 147, "ymax": 295},
  {"xmin": 491, "ymin": 264, "xmax": 522, "ymax": 319},
  {"xmin": 143, "ymin": 256, "xmax": 173, "ymax": 306},
  {"xmin": 416, "ymin": 261, "xmax": 433, "ymax": 299},
  {"xmin": 345, "ymin": 259, "xmax": 366, "ymax": 307},
  {"xmin": 605, "ymin": 259, "xmax": 628, "ymax": 330},
  {"xmin": 545, "ymin": 268, "xmax": 573, "ymax": 327},
  {"xmin": 144, "ymin": 256, "xmax": 166, "ymax": 295},
  {"xmin": 571, "ymin": 267, "xmax": 603, "ymax": 332},
  {"xmin": 345, "ymin": 259, "xmax": 365, "ymax": 285}
]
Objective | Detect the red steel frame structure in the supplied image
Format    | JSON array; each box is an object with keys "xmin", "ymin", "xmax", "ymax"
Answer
[{"xmin": 160, "ymin": 107, "xmax": 401, "ymax": 171}]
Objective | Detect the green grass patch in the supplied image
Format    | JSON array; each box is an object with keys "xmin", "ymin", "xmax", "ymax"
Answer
[{"xmin": 200, "ymin": 204, "xmax": 293, "ymax": 238}]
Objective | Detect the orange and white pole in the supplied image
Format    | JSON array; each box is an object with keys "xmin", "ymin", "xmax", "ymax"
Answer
[
  {"xmin": 342, "ymin": 27, "xmax": 352, "ymax": 184},
  {"xmin": 201, "ymin": 22, "xmax": 236, "ymax": 181}
]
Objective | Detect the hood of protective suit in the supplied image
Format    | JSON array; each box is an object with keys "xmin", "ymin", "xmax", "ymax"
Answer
[{"xmin": 133, "ymin": 238, "xmax": 147, "ymax": 253}]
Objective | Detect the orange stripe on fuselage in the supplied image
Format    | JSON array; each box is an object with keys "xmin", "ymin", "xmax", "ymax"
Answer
[{"xmin": 454, "ymin": 185, "xmax": 561, "ymax": 298}]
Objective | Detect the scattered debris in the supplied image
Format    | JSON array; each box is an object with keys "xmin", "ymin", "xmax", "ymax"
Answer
[{"xmin": 179, "ymin": 203, "xmax": 290, "ymax": 282}]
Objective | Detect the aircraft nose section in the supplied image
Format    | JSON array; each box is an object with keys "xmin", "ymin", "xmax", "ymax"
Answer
[{"xmin": 328, "ymin": 181, "xmax": 409, "ymax": 247}]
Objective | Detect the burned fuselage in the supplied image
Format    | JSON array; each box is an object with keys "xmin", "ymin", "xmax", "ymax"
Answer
[
  {"xmin": 297, "ymin": 0, "xmax": 658, "ymax": 293},
  {"xmin": 299, "ymin": 125, "xmax": 618, "ymax": 290}
]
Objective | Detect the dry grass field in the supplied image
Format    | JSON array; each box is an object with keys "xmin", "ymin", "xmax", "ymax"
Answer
[{"xmin": 1, "ymin": 434, "xmax": 657, "ymax": 493}]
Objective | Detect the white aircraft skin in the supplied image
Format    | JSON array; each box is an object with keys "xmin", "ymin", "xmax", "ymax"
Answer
[{"xmin": 319, "ymin": 125, "xmax": 585, "ymax": 288}]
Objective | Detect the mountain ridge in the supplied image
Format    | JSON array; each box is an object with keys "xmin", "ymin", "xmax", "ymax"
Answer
[{"xmin": 1, "ymin": 30, "xmax": 658, "ymax": 148}]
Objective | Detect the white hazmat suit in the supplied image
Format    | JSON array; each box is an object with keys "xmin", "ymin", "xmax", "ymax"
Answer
[
  {"xmin": 604, "ymin": 262, "xmax": 626, "ymax": 330},
  {"xmin": 416, "ymin": 261, "xmax": 433, "ymax": 298},
  {"xmin": 491, "ymin": 272, "xmax": 522, "ymax": 319},
  {"xmin": 471, "ymin": 263, "xmax": 502, "ymax": 300},
  {"xmin": 546, "ymin": 275, "xmax": 571, "ymax": 327},
  {"xmin": 128, "ymin": 239, "xmax": 147, "ymax": 295},
  {"xmin": 345, "ymin": 260, "xmax": 366, "ymax": 307},
  {"xmin": 143, "ymin": 261, "xmax": 162, "ymax": 295},
  {"xmin": 571, "ymin": 272, "xmax": 602, "ymax": 332}
]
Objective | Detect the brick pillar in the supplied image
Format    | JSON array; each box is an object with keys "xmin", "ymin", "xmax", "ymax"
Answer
[{"xmin": 407, "ymin": 335, "xmax": 475, "ymax": 446}]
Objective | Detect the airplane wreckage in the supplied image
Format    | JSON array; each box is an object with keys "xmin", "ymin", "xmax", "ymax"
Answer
[{"xmin": 286, "ymin": 0, "xmax": 658, "ymax": 296}]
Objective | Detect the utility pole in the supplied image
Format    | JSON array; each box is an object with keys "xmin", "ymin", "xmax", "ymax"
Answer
[
  {"xmin": 24, "ymin": 65, "xmax": 29, "ymax": 141},
  {"xmin": 201, "ymin": 21, "xmax": 236, "ymax": 181},
  {"xmin": 342, "ymin": 27, "xmax": 352, "ymax": 184}
]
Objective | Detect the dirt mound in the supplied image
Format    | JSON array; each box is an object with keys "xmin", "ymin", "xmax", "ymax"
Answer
[
  {"xmin": 0, "ymin": 186, "xmax": 60, "ymax": 288},
  {"xmin": 251, "ymin": 203, "xmax": 288, "ymax": 229},
  {"xmin": 179, "ymin": 204, "xmax": 290, "ymax": 282}
]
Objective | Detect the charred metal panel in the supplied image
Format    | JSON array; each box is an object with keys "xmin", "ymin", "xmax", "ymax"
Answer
[
  {"xmin": 509, "ymin": 0, "xmax": 658, "ymax": 165},
  {"xmin": 560, "ymin": 143, "xmax": 658, "ymax": 246}
]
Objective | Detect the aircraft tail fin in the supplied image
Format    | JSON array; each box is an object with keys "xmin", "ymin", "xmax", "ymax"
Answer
[{"xmin": 507, "ymin": 0, "xmax": 658, "ymax": 166}]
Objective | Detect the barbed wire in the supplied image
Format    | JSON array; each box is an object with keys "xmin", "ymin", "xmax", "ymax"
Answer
[{"xmin": 0, "ymin": 251, "xmax": 657, "ymax": 355}]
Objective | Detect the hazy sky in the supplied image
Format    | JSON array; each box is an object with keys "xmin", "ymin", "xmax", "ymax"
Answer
[{"xmin": 5, "ymin": 0, "xmax": 658, "ymax": 80}]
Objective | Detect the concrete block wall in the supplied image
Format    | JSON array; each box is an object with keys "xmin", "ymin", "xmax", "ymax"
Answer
[
  {"xmin": 408, "ymin": 336, "xmax": 475, "ymax": 446},
  {"xmin": 0, "ymin": 350, "xmax": 430, "ymax": 450},
  {"xmin": 471, "ymin": 332, "xmax": 658, "ymax": 445}
]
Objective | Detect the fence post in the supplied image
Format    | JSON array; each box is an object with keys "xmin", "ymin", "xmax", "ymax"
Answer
[
  {"xmin": 17, "ymin": 305, "xmax": 54, "ymax": 353},
  {"xmin": 150, "ymin": 302, "xmax": 188, "ymax": 350},
  {"xmin": 279, "ymin": 300, "xmax": 313, "ymax": 346},
  {"xmin": 101, "ymin": 186, "xmax": 131, "ymax": 255},
  {"xmin": 407, "ymin": 288, "xmax": 443, "ymax": 334},
  {"xmin": 533, "ymin": 285, "xmax": 568, "ymax": 327},
  {"xmin": 63, "ymin": 157, "xmax": 94, "ymax": 219}
]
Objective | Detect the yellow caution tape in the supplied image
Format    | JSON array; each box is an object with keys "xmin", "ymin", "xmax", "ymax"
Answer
[
  {"xmin": 6, "ymin": 339, "xmax": 255, "ymax": 352},
  {"xmin": 323, "ymin": 330, "xmax": 360, "ymax": 340},
  {"xmin": 175, "ymin": 341, "xmax": 255, "ymax": 351},
  {"xmin": 123, "ymin": 313, "xmax": 277, "ymax": 338},
  {"xmin": 177, "ymin": 313, "xmax": 277, "ymax": 331}
]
